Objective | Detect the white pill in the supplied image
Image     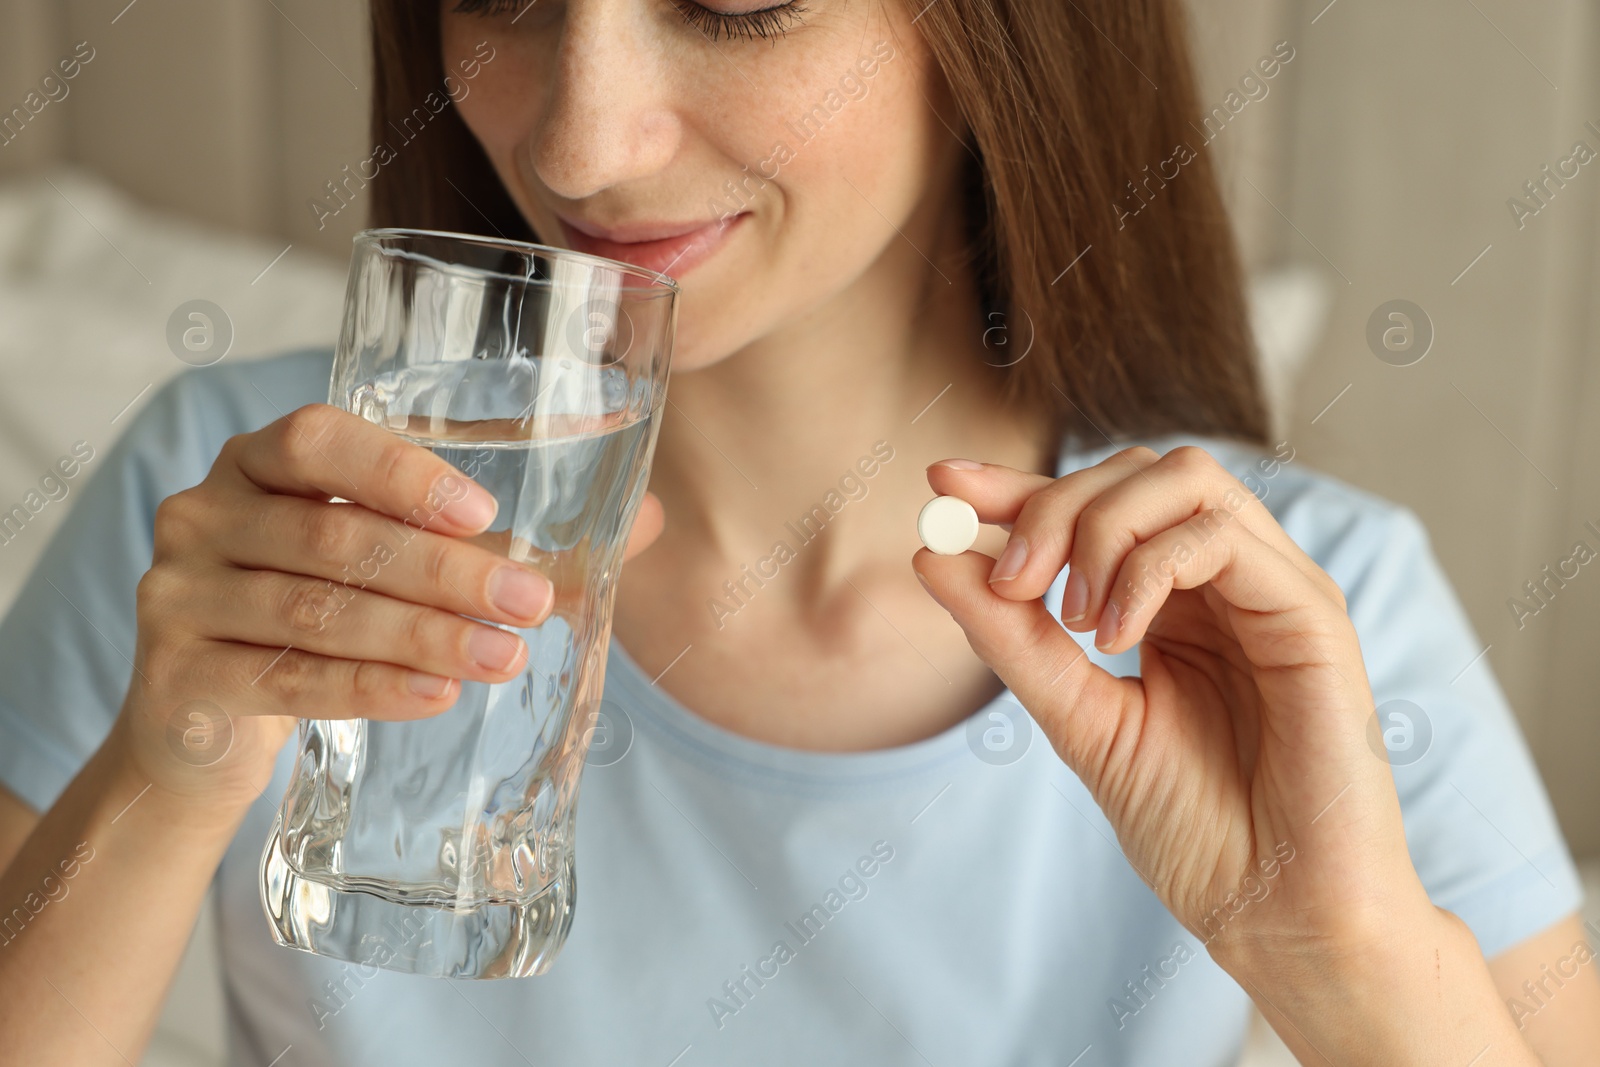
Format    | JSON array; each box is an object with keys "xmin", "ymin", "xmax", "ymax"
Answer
[{"xmin": 918, "ymin": 495, "xmax": 980, "ymax": 555}]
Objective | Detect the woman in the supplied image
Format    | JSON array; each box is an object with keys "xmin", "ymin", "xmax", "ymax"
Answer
[{"xmin": 0, "ymin": 0, "xmax": 1594, "ymax": 1062}]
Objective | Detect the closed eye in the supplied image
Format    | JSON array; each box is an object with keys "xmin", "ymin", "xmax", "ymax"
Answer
[{"xmin": 670, "ymin": 0, "xmax": 807, "ymax": 42}]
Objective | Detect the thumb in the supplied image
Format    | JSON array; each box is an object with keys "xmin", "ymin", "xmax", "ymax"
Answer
[{"xmin": 914, "ymin": 547, "xmax": 1137, "ymax": 786}]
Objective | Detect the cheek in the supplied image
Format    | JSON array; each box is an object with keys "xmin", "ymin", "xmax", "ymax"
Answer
[
  {"xmin": 745, "ymin": 46, "xmax": 942, "ymax": 284},
  {"xmin": 442, "ymin": 24, "xmax": 553, "ymax": 219},
  {"xmin": 671, "ymin": 52, "xmax": 937, "ymax": 365}
]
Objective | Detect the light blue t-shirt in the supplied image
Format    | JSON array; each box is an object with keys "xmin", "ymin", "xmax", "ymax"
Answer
[{"xmin": 0, "ymin": 348, "xmax": 1582, "ymax": 1066}]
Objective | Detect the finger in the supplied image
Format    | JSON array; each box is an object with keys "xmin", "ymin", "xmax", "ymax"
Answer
[
  {"xmin": 913, "ymin": 547, "xmax": 1139, "ymax": 787},
  {"xmin": 1094, "ymin": 509, "xmax": 1356, "ymax": 679},
  {"xmin": 929, "ymin": 448, "xmax": 1164, "ymax": 600},
  {"xmin": 185, "ymin": 640, "xmax": 461, "ymax": 722},
  {"xmin": 624, "ymin": 491, "xmax": 664, "ymax": 561},
  {"xmin": 191, "ymin": 565, "xmax": 528, "ymax": 683},
  {"xmin": 1061, "ymin": 448, "xmax": 1347, "ymax": 630},
  {"xmin": 945, "ymin": 445, "xmax": 1345, "ymax": 617},
  {"xmin": 224, "ymin": 404, "xmax": 500, "ymax": 537},
  {"xmin": 926, "ymin": 448, "xmax": 1160, "ymax": 524},
  {"xmin": 1038, "ymin": 449, "xmax": 1264, "ymax": 630},
  {"xmin": 925, "ymin": 457, "xmax": 1055, "ymax": 518},
  {"xmin": 207, "ymin": 493, "xmax": 553, "ymax": 627}
]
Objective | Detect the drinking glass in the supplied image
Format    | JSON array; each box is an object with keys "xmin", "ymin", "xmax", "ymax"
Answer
[{"xmin": 259, "ymin": 228, "xmax": 677, "ymax": 979}]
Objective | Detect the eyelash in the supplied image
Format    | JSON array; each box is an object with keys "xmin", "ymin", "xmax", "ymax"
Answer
[
  {"xmin": 451, "ymin": 0, "xmax": 807, "ymax": 43},
  {"xmin": 671, "ymin": 0, "xmax": 807, "ymax": 42}
]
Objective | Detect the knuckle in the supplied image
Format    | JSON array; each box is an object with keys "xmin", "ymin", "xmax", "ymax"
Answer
[
  {"xmin": 1163, "ymin": 444, "xmax": 1215, "ymax": 473},
  {"xmin": 349, "ymin": 658, "xmax": 395, "ymax": 704},
  {"xmin": 278, "ymin": 575, "xmax": 339, "ymax": 636},
  {"xmin": 1074, "ymin": 496, "xmax": 1117, "ymax": 546},
  {"xmin": 1218, "ymin": 480, "xmax": 1257, "ymax": 515},
  {"xmin": 1182, "ymin": 507, "xmax": 1235, "ymax": 552},
  {"xmin": 296, "ymin": 402, "xmax": 342, "ymax": 435},
  {"xmin": 1012, "ymin": 482, "xmax": 1072, "ymax": 543},
  {"xmin": 266, "ymin": 419, "xmax": 309, "ymax": 469},
  {"xmin": 376, "ymin": 438, "xmax": 439, "ymax": 520},
  {"xmin": 1127, "ymin": 540, "xmax": 1175, "ymax": 584},
  {"xmin": 275, "ymin": 404, "xmax": 338, "ymax": 466},
  {"xmin": 152, "ymin": 490, "xmax": 205, "ymax": 553},
  {"xmin": 1116, "ymin": 445, "xmax": 1161, "ymax": 466},
  {"xmin": 303, "ymin": 505, "xmax": 359, "ymax": 564},
  {"xmin": 375, "ymin": 438, "xmax": 415, "ymax": 491},
  {"xmin": 135, "ymin": 565, "xmax": 183, "ymax": 622},
  {"xmin": 1030, "ymin": 474, "xmax": 1078, "ymax": 512},
  {"xmin": 419, "ymin": 538, "xmax": 453, "ymax": 593},
  {"xmin": 215, "ymin": 431, "xmax": 251, "ymax": 468},
  {"xmin": 402, "ymin": 605, "xmax": 444, "ymax": 662},
  {"xmin": 263, "ymin": 647, "xmax": 318, "ymax": 706}
]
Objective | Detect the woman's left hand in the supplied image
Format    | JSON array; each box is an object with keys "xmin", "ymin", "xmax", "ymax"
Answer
[{"xmin": 913, "ymin": 445, "xmax": 1433, "ymax": 974}]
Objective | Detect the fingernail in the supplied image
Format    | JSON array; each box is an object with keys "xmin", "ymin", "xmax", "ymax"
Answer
[
  {"xmin": 915, "ymin": 570, "xmax": 949, "ymax": 611},
  {"xmin": 490, "ymin": 565, "xmax": 552, "ymax": 620},
  {"xmin": 1062, "ymin": 568, "xmax": 1088, "ymax": 622},
  {"xmin": 409, "ymin": 671, "xmax": 452, "ymax": 698},
  {"xmin": 469, "ymin": 626, "xmax": 521, "ymax": 671},
  {"xmin": 988, "ymin": 536, "xmax": 1027, "ymax": 583},
  {"xmin": 1094, "ymin": 598, "xmax": 1120, "ymax": 650},
  {"xmin": 440, "ymin": 478, "xmax": 499, "ymax": 531},
  {"xmin": 931, "ymin": 458, "xmax": 984, "ymax": 470}
]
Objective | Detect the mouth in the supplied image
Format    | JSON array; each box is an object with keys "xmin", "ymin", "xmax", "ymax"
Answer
[{"xmin": 554, "ymin": 212, "xmax": 747, "ymax": 279}]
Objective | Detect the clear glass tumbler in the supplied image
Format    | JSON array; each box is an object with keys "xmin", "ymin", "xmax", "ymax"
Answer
[{"xmin": 259, "ymin": 228, "xmax": 677, "ymax": 979}]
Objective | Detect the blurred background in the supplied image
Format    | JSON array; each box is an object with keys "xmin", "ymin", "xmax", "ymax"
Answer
[{"xmin": 1, "ymin": 0, "xmax": 1596, "ymax": 1063}]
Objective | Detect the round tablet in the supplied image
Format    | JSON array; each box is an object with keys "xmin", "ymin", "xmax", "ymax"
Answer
[{"xmin": 918, "ymin": 495, "xmax": 980, "ymax": 555}]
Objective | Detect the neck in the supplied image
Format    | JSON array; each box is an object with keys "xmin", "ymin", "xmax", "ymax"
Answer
[{"xmin": 642, "ymin": 200, "xmax": 1057, "ymax": 610}]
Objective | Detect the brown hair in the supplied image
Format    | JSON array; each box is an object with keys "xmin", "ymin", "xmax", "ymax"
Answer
[{"xmin": 368, "ymin": 0, "xmax": 1269, "ymax": 447}]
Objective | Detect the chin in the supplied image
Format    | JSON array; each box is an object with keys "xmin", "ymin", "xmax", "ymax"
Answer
[
  {"xmin": 655, "ymin": 273, "xmax": 778, "ymax": 375},
  {"xmin": 659, "ymin": 322, "xmax": 746, "ymax": 374}
]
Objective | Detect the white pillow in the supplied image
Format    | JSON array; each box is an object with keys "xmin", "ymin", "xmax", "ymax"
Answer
[{"xmin": 0, "ymin": 164, "xmax": 346, "ymax": 612}]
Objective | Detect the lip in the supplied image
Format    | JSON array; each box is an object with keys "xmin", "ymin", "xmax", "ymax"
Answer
[{"xmin": 555, "ymin": 212, "xmax": 746, "ymax": 278}]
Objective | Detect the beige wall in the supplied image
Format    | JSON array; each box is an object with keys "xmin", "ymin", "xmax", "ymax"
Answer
[
  {"xmin": 3, "ymin": 0, "xmax": 1597, "ymax": 855},
  {"xmin": 1281, "ymin": 0, "xmax": 1600, "ymax": 856},
  {"xmin": 0, "ymin": 0, "xmax": 372, "ymax": 254}
]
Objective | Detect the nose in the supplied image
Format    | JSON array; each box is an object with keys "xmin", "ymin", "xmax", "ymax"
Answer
[{"xmin": 528, "ymin": 1, "xmax": 683, "ymax": 201}]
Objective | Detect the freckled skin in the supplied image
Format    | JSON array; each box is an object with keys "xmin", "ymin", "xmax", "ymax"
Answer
[{"xmin": 442, "ymin": 0, "xmax": 964, "ymax": 368}]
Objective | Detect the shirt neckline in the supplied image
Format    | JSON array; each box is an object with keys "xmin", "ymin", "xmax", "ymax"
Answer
[
  {"xmin": 594, "ymin": 428, "xmax": 1120, "ymax": 791},
  {"xmin": 603, "ymin": 635, "xmax": 996, "ymax": 790}
]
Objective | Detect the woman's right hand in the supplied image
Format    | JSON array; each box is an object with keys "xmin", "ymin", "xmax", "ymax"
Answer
[{"xmin": 114, "ymin": 402, "xmax": 664, "ymax": 814}]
